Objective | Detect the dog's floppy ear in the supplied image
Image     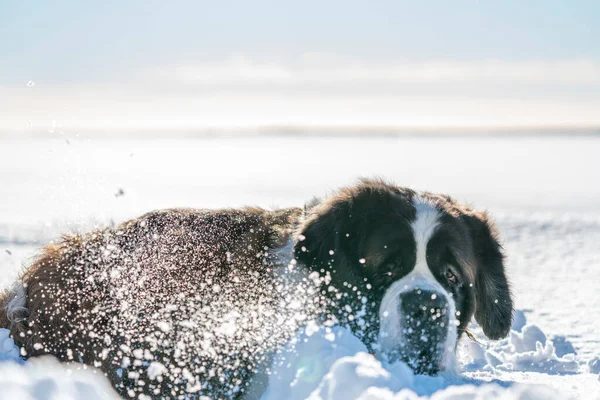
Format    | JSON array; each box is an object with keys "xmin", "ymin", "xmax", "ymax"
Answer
[
  {"xmin": 293, "ymin": 200, "xmax": 351, "ymax": 270},
  {"xmin": 463, "ymin": 212, "xmax": 513, "ymax": 340}
]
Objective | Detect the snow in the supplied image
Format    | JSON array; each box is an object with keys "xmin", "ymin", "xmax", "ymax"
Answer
[
  {"xmin": 0, "ymin": 329, "xmax": 21, "ymax": 363},
  {"xmin": 0, "ymin": 329, "xmax": 118, "ymax": 400},
  {"xmin": 261, "ymin": 310, "xmax": 585, "ymax": 400},
  {"xmin": 147, "ymin": 361, "xmax": 169, "ymax": 380},
  {"xmin": 1, "ymin": 135, "xmax": 600, "ymax": 399},
  {"xmin": 588, "ymin": 359, "xmax": 600, "ymax": 375}
]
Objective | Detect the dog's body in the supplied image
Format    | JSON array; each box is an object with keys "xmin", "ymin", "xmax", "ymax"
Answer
[{"xmin": 0, "ymin": 180, "xmax": 513, "ymax": 399}]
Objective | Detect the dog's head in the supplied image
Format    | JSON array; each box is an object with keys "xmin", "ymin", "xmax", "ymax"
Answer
[{"xmin": 293, "ymin": 179, "xmax": 512, "ymax": 374}]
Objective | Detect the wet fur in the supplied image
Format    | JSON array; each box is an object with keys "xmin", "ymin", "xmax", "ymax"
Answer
[{"xmin": 0, "ymin": 207, "xmax": 302, "ymax": 399}]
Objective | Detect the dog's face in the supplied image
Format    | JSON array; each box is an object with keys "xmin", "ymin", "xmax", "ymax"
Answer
[{"xmin": 293, "ymin": 180, "xmax": 512, "ymax": 375}]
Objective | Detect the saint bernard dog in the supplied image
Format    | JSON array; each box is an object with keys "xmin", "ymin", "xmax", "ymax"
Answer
[{"xmin": 0, "ymin": 179, "xmax": 512, "ymax": 399}]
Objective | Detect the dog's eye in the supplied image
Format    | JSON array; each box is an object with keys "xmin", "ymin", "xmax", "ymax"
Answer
[{"xmin": 445, "ymin": 269, "xmax": 457, "ymax": 283}]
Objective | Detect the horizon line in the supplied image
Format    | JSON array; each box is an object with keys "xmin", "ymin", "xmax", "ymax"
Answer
[{"xmin": 1, "ymin": 124, "xmax": 599, "ymax": 138}]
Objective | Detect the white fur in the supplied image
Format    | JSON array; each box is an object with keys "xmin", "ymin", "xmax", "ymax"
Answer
[
  {"xmin": 6, "ymin": 282, "xmax": 27, "ymax": 324},
  {"xmin": 411, "ymin": 196, "xmax": 441, "ymax": 278},
  {"xmin": 377, "ymin": 196, "xmax": 458, "ymax": 372}
]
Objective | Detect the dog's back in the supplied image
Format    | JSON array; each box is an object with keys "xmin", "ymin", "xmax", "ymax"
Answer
[{"xmin": 1, "ymin": 207, "xmax": 302, "ymax": 399}]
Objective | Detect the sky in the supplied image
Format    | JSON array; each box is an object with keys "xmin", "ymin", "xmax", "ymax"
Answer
[{"xmin": 1, "ymin": 0, "xmax": 600, "ymax": 133}]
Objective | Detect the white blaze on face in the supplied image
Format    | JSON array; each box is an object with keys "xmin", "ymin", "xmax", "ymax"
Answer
[{"xmin": 377, "ymin": 196, "xmax": 458, "ymax": 372}]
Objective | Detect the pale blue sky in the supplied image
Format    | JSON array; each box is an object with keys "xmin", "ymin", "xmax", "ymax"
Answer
[{"xmin": 1, "ymin": 1, "xmax": 599, "ymax": 131}]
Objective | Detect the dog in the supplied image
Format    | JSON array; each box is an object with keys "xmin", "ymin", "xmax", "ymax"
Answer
[{"xmin": 0, "ymin": 179, "xmax": 512, "ymax": 399}]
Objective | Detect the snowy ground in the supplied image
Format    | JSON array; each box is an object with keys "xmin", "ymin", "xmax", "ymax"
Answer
[{"xmin": 0, "ymin": 134, "xmax": 599, "ymax": 399}]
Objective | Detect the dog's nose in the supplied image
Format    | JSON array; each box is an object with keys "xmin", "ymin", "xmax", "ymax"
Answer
[
  {"xmin": 394, "ymin": 289, "xmax": 450, "ymax": 375},
  {"xmin": 399, "ymin": 289, "xmax": 448, "ymax": 323}
]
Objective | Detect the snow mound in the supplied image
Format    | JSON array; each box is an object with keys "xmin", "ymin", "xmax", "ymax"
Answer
[
  {"xmin": 0, "ymin": 310, "xmax": 584, "ymax": 400},
  {"xmin": 588, "ymin": 358, "xmax": 600, "ymax": 374},
  {"xmin": 262, "ymin": 324, "xmax": 369, "ymax": 400},
  {"xmin": 0, "ymin": 329, "xmax": 119, "ymax": 400},
  {"xmin": 262, "ymin": 314, "xmax": 569, "ymax": 400},
  {"xmin": 0, "ymin": 329, "xmax": 21, "ymax": 363},
  {"xmin": 460, "ymin": 319, "xmax": 579, "ymax": 374},
  {"xmin": 510, "ymin": 310, "xmax": 527, "ymax": 333},
  {"xmin": 0, "ymin": 358, "xmax": 119, "ymax": 400}
]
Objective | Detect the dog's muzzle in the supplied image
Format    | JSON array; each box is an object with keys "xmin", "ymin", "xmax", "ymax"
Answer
[{"xmin": 382, "ymin": 288, "xmax": 449, "ymax": 374}]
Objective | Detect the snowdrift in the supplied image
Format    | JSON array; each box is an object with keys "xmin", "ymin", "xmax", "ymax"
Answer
[
  {"xmin": 1, "ymin": 309, "xmax": 591, "ymax": 400},
  {"xmin": 0, "ymin": 330, "xmax": 119, "ymax": 400}
]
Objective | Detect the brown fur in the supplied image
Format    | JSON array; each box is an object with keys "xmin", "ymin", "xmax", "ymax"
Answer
[{"xmin": 0, "ymin": 206, "xmax": 302, "ymax": 399}]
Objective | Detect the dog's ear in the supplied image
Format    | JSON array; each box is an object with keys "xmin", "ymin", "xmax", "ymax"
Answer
[
  {"xmin": 293, "ymin": 200, "xmax": 351, "ymax": 270},
  {"xmin": 463, "ymin": 212, "xmax": 513, "ymax": 340}
]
